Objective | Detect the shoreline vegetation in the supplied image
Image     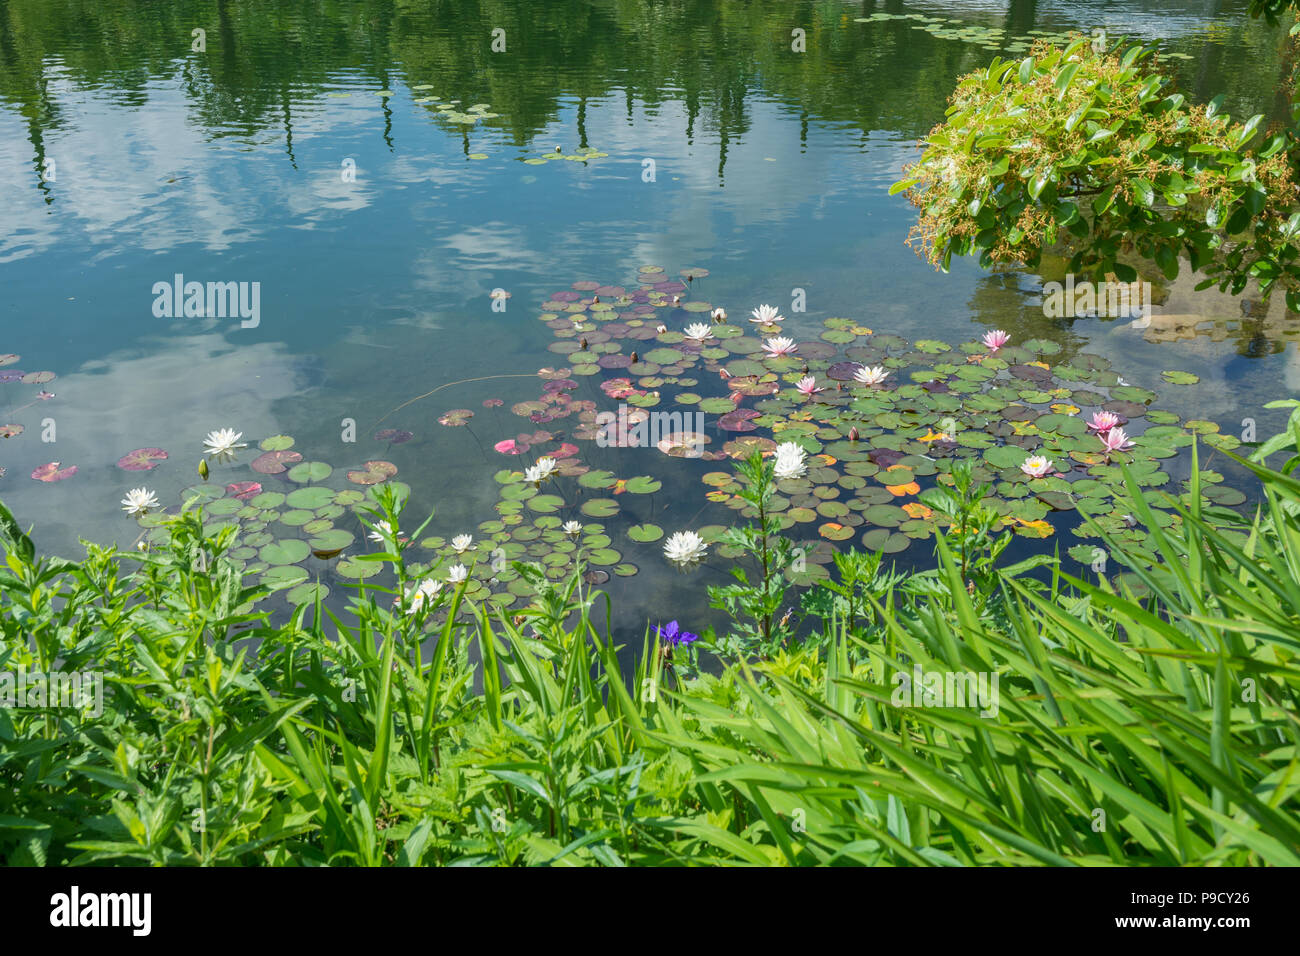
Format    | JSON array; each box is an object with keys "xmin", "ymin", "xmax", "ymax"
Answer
[{"xmin": 1, "ymin": 405, "xmax": 1297, "ymax": 866}]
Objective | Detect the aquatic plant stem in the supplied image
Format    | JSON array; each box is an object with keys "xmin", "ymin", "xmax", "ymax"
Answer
[
  {"xmin": 374, "ymin": 373, "xmax": 539, "ymax": 426},
  {"xmin": 464, "ymin": 423, "xmax": 487, "ymax": 461}
]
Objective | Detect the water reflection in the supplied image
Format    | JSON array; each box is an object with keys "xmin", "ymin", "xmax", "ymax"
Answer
[{"xmin": 0, "ymin": 0, "xmax": 1297, "ymax": 633}]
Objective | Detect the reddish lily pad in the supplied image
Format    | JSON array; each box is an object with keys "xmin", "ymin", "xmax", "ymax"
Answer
[
  {"xmin": 226, "ymin": 481, "xmax": 263, "ymax": 500},
  {"xmin": 251, "ymin": 449, "xmax": 303, "ymax": 475},
  {"xmin": 375, "ymin": 428, "xmax": 414, "ymax": 443},
  {"xmin": 117, "ymin": 447, "xmax": 169, "ymax": 471},
  {"xmin": 32, "ymin": 461, "xmax": 77, "ymax": 482}
]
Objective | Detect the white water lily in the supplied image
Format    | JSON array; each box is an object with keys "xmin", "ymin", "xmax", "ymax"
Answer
[
  {"xmin": 711, "ymin": 307, "xmax": 727, "ymax": 322},
  {"xmin": 1020, "ymin": 455, "xmax": 1055, "ymax": 478},
  {"xmin": 524, "ymin": 456, "xmax": 558, "ymax": 483},
  {"xmin": 447, "ymin": 564, "xmax": 469, "ymax": 584},
  {"xmin": 563, "ymin": 520, "xmax": 583, "ymax": 537},
  {"xmin": 749, "ymin": 304, "xmax": 784, "ymax": 325},
  {"xmin": 404, "ymin": 577, "xmax": 444, "ymax": 615},
  {"xmin": 202, "ymin": 427, "xmax": 247, "ymax": 462},
  {"xmin": 663, "ymin": 530, "xmax": 708, "ymax": 569},
  {"xmin": 452, "ymin": 534, "xmax": 473, "ymax": 553},
  {"xmin": 854, "ymin": 365, "xmax": 889, "ymax": 385},
  {"xmin": 120, "ymin": 487, "xmax": 159, "ymax": 517},
  {"xmin": 683, "ymin": 322, "xmax": 713, "ymax": 341},
  {"xmin": 772, "ymin": 442, "xmax": 808, "ymax": 480},
  {"xmin": 762, "ymin": 336, "xmax": 798, "ymax": 357}
]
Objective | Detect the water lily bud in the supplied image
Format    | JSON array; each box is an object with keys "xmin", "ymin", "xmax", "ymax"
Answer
[
  {"xmin": 849, "ymin": 426, "xmax": 860, "ymax": 442},
  {"xmin": 555, "ymin": 145, "xmax": 562, "ymax": 153},
  {"xmin": 593, "ymin": 294, "xmax": 600, "ymax": 304},
  {"xmin": 580, "ymin": 337, "xmax": 588, "ymax": 350},
  {"xmin": 630, "ymin": 351, "xmax": 639, "ymax": 364},
  {"xmin": 198, "ymin": 458, "xmax": 209, "ymax": 481},
  {"xmin": 656, "ymin": 324, "xmax": 667, "ymax": 334}
]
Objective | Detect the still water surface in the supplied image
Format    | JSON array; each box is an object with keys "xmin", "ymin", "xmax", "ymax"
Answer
[{"xmin": 1, "ymin": 0, "xmax": 1296, "ymax": 635}]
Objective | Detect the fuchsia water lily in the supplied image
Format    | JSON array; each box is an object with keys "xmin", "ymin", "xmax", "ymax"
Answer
[
  {"xmin": 982, "ymin": 329, "xmax": 1010, "ymax": 352},
  {"xmin": 795, "ymin": 375, "xmax": 823, "ymax": 398},
  {"xmin": 1087, "ymin": 411, "xmax": 1122, "ymax": 433},
  {"xmin": 1100, "ymin": 427, "xmax": 1135, "ymax": 454}
]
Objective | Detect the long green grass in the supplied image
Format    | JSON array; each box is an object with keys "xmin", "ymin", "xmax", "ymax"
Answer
[{"xmin": 1, "ymin": 421, "xmax": 1298, "ymax": 865}]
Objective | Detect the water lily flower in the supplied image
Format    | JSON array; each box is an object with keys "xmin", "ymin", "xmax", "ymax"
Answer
[
  {"xmin": 750, "ymin": 304, "xmax": 784, "ymax": 325},
  {"xmin": 202, "ymin": 427, "xmax": 246, "ymax": 462},
  {"xmin": 120, "ymin": 487, "xmax": 159, "ymax": 517},
  {"xmin": 982, "ymin": 329, "xmax": 1010, "ymax": 352},
  {"xmin": 772, "ymin": 441, "xmax": 808, "ymax": 480},
  {"xmin": 762, "ymin": 336, "xmax": 798, "ymax": 357},
  {"xmin": 1087, "ymin": 411, "xmax": 1122, "ymax": 433},
  {"xmin": 447, "ymin": 564, "xmax": 469, "ymax": 584},
  {"xmin": 683, "ymin": 322, "xmax": 713, "ymax": 341},
  {"xmin": 368, "ymin": 520, "xmax": 395, "ymax": 544},
  {"xmin": 654, "ymin": 620, "xmax": 698, "ymax": 648},
  {"xmin": 854, "ymin": 365, "xmax": 889, "ymax": 386},
  {"xmin": 525, "ymin": 456, "xmax": 558, "ymax": 483},
  {"xmin": 563, "ymin": 520, "xmax": 583, "ymax": 537},
  {"xmin": 711, "ymin": 307, "xmax": 727, "ymax": 323},
  {"xmin": 795, "ymin": 375, "xmax": 823, "ymax": 398},
  {"xmin": 452, "ymin": 534, "xmax": 473, "ymax": 553},
  {"xmin": 1099, "ymin": 427, "xmax": 1135, "ymax": 454},
  {"xmin": 663, "ymin": 530, "xmax": 708, "ymax": 569},
  {"xmin": 404, "ymin": 578, "xmax": 444, "ymax": 615},
  {"xmin": 655, "ymin": 324, "xmax": 668, "ymax": 334},
  {"xmin": 1020, "ymin": 455, "xmax": 1056, "ymax": 478}
]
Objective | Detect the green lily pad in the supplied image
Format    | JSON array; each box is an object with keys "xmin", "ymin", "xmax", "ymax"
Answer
[
  {"xmin": 581, "ymin": 498, "xmax": 619, "ymax": 518},
  {"xmin": 286, "ymin": 486, "xmax": 336, "ymax": 509},
  {"xmin": 288, "ymin": 461, "xmax": 333, "ymax": 483},
  {"xmin": 260, "ymin": 540, "xmax": 311, "ymax": 565}
]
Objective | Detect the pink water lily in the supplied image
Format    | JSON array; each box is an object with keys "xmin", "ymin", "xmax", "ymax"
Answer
[
  {"xmin": 795, "ymin": 375, "xmax": 823, "ymax": 397},
  {"xmin": 1087, "ymin": 411, "xmax": 1122, "ymax": 433},
  {"xmin": 1099, "ymin": 427, "xmax": 1135, "ymax": 454},
  {"xmin": 982, "ymin": 329, "xmax": 1010, "ymax": 352}
]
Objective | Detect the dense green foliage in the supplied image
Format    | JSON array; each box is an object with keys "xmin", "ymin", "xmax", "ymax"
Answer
[
  {"xmin": 2, "ymin": 408, "xmax": 1298, "ymax": 866},
  {"xmin": 895, "ymin": 38, "xmax": 1300, "ymax": 308}
]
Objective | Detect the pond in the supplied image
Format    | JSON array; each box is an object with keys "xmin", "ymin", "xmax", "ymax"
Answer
[{"xmin": 1, "ymin": 0, "xmax": 1296, "ymax": 641}]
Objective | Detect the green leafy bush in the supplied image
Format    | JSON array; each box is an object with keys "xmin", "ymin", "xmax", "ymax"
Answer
[{"xmin": 894, "ymin": 38, "xmax": 1300, "ymax": 307}]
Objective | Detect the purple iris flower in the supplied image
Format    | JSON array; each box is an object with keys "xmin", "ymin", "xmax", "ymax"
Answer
[{"xmin": 654, "ymin": 620, "xmax": 698, "ymax": 647}]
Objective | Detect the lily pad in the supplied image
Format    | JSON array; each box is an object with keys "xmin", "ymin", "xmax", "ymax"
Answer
[
  {"xmin": 346, "ymin": 460, "xmax": 397, "ymax": 485},
  {"xmin": 288, "ymin": 461, "xmax": 333, "ymax": 483},
  {"xmin": 31, "ymin": 462, "xmax": 76, "ymax": 482},
  {"xmin": 117, "ymin": 448, "xmax": 169, "ymax": 471},
  {"xmin": 251, "ymin": 450, "xmax": 303, "ymax": 475}
]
